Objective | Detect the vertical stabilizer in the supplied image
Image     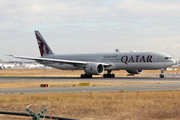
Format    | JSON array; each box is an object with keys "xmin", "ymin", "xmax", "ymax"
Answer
[{"xmin": 35, "ymin": 30, "xmax": 54, "ymax": 57}]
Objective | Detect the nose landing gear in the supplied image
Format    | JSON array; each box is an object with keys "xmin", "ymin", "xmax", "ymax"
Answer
[
  {"xmin": 159, "ymin": 69, "xmax": 165, "ymax": 78},
  {"xmin": 159, "ymin": 74, "xmax": 164, "ymax": 78}
]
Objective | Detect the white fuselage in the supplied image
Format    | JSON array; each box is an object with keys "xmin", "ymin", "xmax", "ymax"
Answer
[{"xmin": 37, "ymin": 51, "xmax": 175, "ymax": 71}]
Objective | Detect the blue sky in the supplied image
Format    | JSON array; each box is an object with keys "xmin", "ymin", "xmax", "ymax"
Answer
[{"xmin": 0, "ymin": 0, "xmax": 180, "ymax": 61}]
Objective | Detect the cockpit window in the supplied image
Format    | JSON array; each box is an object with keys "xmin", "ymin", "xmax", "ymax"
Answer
[{"xmin": 165, "ymin": 57, "xmax": 172, "ymax": 59}]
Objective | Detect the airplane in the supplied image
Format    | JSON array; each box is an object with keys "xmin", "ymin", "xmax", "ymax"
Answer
[
  {"xmin": 22, "ymin": 62, "xmax": 45, "ymax": 69},
  {"xmin": 0, "ymin": 63, "xmax": 4, "ymax": 69},
  {"xmin": 9, "ymin": 30, "xmax": 175, "ymax": 78},
  {"xmin": 0, "ymin": 63, "xmax": 15, "ymax": 69}
]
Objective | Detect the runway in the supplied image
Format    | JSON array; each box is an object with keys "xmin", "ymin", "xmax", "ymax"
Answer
[
  {"xmin": 0, "ymin": 77, "xmax": 180, "ymax": 94},
  {"xmin": 1, "ymin": 83, "xmax": 180, "ymax": 94},
  {"xmin": 0, "ymin": 76, "xmax": 180, "ymax": 82}
]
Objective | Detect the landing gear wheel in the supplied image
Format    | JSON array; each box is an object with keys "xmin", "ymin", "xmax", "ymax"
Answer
[
  {"xmin": 159, "ymin": 69, "xmax": 165, "ymax": 78},
  {"xmin": 103, "ymin": 73, "xmax": 115, "ymax": 78},
  {"xmin": 159, "ymin": 74, "xmax": 164, "ymax": 78},
  {"xmin": 81, "ymin": 74, "xmax": 84, "ymax": 78},
  {"xmin": 81, "ymin": 74, "xmax": 92, "ymax": 78},
  {"xmin": 103, "ymin": 74, "xmax": 107, "ymax": 78},
  {"xmin": 107, "ymin": 74, "xmax": 111, "ymax": 78}
]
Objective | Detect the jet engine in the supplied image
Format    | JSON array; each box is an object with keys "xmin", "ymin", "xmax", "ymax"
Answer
[
  {"xmin": 85, "ymin": 63, "xmax": 104, "ymax": 75},
  {"xmin": 126, "ymin": 70, "xmax": 144, "ymax": 74}
]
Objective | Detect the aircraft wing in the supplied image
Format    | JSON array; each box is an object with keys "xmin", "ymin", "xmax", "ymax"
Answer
[{"xmin": 10, "ymin": 55, "xmax": 112, "ymax": 67}]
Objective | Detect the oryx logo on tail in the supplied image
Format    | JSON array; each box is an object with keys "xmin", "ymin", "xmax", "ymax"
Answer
[
  {"xmin": 36, "ymin": 34, "xmax": 50, "ymax": 56},
  {"xmin": 35, "ymin": 31, "xmax": 53, "ymax": 57}
]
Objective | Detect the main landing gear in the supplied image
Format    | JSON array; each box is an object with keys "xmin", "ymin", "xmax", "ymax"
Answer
[
  {"xmin": 81, "ymin": 74, "xmax": 92, "ymax": 78},
  {"xmin": 103, "ymin": 70, "xmax": 115, "ymax": 78},
  {"xmin": 159, "ymin": 69, "xmax": 165, "ymax": 78}
]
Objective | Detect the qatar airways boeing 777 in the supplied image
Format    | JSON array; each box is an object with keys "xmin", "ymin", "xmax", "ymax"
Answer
[{"xmin": 10, "ymin": 31, "xmax": 175, "ymax": 78}]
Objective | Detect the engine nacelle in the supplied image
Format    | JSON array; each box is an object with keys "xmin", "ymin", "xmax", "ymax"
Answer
[
  {"xmin": 126, "ymin": 70, "xmax": 144, "ymax": 74},
  {"xmin": 85, "ymin": 63, "xmax": 104, "ymax": 75}
]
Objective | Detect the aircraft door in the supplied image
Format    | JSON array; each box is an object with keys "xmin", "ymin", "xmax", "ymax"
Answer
[{"xmin": 152, "ymin": 56, "xmax": 157, "ymax": 62}]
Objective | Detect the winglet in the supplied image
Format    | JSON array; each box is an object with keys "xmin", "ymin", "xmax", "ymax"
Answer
[{"xmin": 35, "ymin": 30, "xmax": 54, "ymax": 57}]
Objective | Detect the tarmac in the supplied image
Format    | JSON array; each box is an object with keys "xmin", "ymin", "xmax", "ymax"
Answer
[{"xmin": 0, "ymin": 76, "xmax": 180, "ymax": 94}]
